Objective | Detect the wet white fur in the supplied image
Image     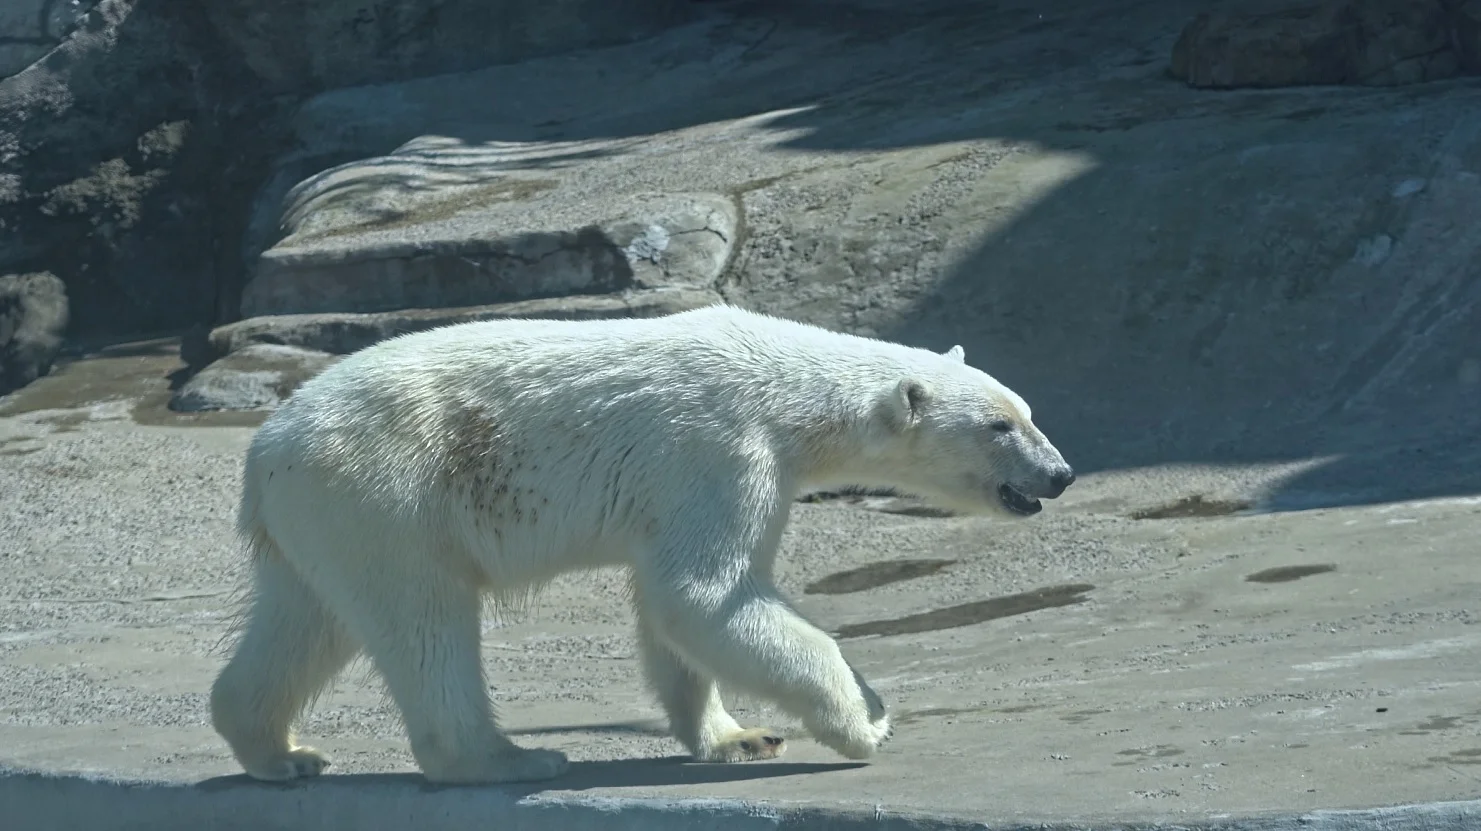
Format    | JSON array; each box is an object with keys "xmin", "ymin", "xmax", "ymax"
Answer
[{"xmin": 209, "ymin": 304, "xmax": 1069, "ymax": 783}]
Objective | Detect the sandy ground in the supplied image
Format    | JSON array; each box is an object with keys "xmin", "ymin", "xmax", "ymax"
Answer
[{"xmin": 1, "ymin": 340, "xmax": 1478, "ymax": 826}]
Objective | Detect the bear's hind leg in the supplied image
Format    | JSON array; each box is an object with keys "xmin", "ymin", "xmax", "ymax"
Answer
[
  {"xmin": 636, "ymin": 611, "xmax": 785, "ymax": 763},
  {"xmin": 341, "ymin": 563, "xmax": 570, "ymax": 784},
  {"xmin": 210, "ymin": 548, "xmax": 359, "ymax": 781}
]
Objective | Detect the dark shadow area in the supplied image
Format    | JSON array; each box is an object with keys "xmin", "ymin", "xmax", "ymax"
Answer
[
  {"xmin": 0, "ymin": 2, "xmax": 287, "ymax": 336},
  {"xmin": 804, "ymin": 559, "xmax": 957, "ymax": 595},
  {"xmin": 1245, "ymin": 563, "xmax": 1336, "ymax": 584},
  {"xmin": 192, "ymin": 756, "xmax": 868, "ymax": 795},
  {"xmin": 835, "ymin": 583, "xmax": 1094, "ymax": 639}
]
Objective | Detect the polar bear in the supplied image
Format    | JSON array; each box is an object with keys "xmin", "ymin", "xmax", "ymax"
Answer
[{"xmin": 209, "ymin": 304, "xmax": 1075, "ymax": 784}]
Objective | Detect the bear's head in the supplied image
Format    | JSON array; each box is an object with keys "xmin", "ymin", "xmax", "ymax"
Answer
[{"xmin": 871, "ymin": 344, "xmax": 1075, "ymax": 518}]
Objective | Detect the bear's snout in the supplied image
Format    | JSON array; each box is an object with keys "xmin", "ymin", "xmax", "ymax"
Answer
[{"xmin": 1045, "ymin": 467, "xmax": 1076, "ymax": 499}]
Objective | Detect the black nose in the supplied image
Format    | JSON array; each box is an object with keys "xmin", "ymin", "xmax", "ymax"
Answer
[{"xmin": 1047, "ymin": 468, "xmax": 1076, "ymax": 497}]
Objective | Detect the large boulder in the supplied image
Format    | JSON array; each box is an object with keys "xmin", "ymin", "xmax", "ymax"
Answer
[
  {"xmin": 0, "ymin": 271, "xmax": 68, "ymax": 396},
  {"xmin": 1170, "ymin": 0, "xmax": 1473, "ymax": 89}
]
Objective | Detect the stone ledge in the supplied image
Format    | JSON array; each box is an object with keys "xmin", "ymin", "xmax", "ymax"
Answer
[
  {"xmin": 242, "ymin": 173, "xmax": 737, "ymax": 318},
  {"xmin": 211, "ymin": 287, "xmax": 723, "ymax": 361},
  {"xmin": 5, "ymin": 767, "xmax": 1481, "ymax": 831}
]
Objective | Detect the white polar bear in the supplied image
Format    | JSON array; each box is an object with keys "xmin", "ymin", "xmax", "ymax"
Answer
[{"xmin": 209, "ymin": 304, "xmax": 1075, "ymax": 784}]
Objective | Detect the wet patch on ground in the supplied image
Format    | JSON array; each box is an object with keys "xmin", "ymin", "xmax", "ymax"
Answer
[
  {"xmin": 0, "ymin": 337, "xmax": 268, "ymax": 429},
  {"xmin": 834, "ymin": 583, "xmax": 1094, "ymax": 639},
  {"xmin": 804, "ymin": 558, "xmax": 957, "ymax": 595},
  {"xmin": 1245, "ymin": 564, "xmax": 1336, "ymax": 584},
  {"xmin": 1131, "ymin": 495, "xmax": 1253, "ymax": 520}
]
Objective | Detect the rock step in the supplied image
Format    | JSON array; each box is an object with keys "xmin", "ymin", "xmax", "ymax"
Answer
[
  {"xmin": 169, "ymin": 344, "xmax": 338, "ymax": 414},
  {"xmin": 210, "ymin": 286, "xmax": 722, "ymax": 362},
  {"xmin": 243, "ymin": 173, "xmax": 737, "ymax": 318}
]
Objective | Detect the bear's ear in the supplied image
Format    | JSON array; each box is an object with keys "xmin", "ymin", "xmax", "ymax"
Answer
[
  {"xmin": 943, "ymin": 345, "xmax": 965, "ymax": 363},
  {"xmin": 884, "ymin": 377, "xmax": 931, "ymax": 429}
]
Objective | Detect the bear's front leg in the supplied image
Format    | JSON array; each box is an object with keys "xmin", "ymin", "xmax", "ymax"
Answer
[
  {"xmin": 635, "ymin": 526, "xmax": 892, "ymax": 761},
  {"xmin": 634, "ymin": 607, "xmax": 787, "ymax": 762}
]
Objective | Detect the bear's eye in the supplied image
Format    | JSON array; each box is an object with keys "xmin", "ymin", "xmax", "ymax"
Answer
[{"xmin": 990, "ymin": 419, "xmax": 1014, "ymax": 434}]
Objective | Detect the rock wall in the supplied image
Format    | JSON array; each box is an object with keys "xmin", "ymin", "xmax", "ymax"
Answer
[{"xmin": 0, "ymin": 0, "xmax": 690, "ymax": 344}]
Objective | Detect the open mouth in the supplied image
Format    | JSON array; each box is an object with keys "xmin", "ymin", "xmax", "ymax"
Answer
[{"xmin": 997, "ymin": 484, "xmax": 1043, "ymax": 516}]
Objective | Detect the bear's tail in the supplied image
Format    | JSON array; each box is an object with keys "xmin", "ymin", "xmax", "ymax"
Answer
[
  {"xmin": 214, "ymin": 457, "xmax": 276, "ymax": 657},
  {"xmin": 236, "ymin": 454, "xmax": 276, "ymax": 565}
]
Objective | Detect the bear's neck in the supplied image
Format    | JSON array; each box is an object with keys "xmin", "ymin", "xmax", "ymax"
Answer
[{"xmin": 761, "ymin": 361, "xmax": 915, "ymax": 497}]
